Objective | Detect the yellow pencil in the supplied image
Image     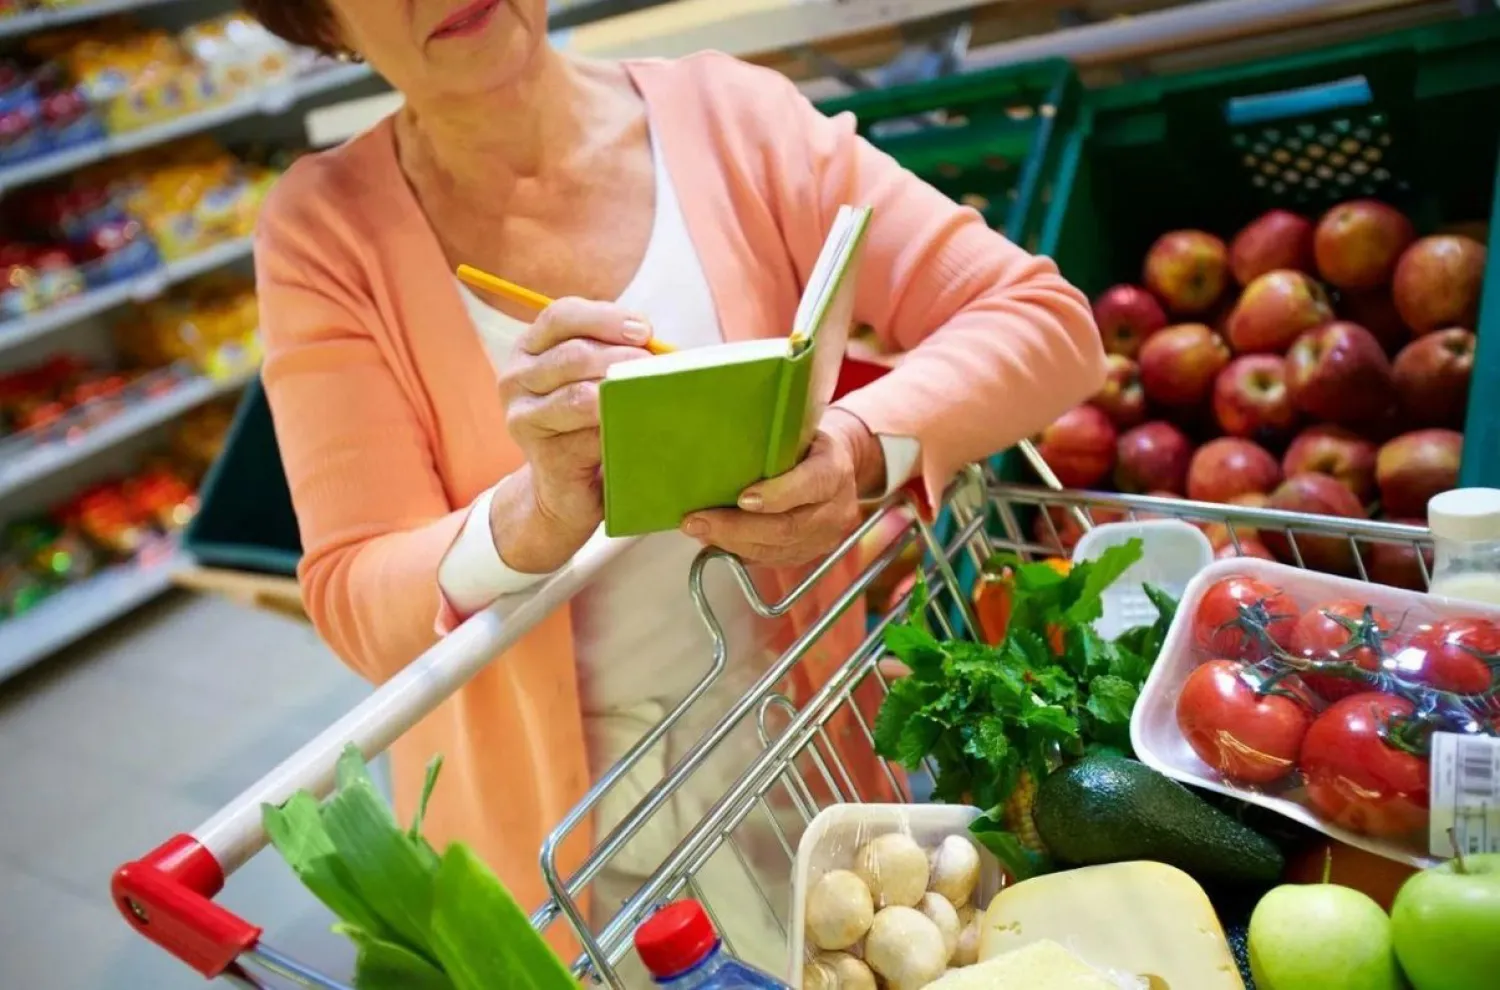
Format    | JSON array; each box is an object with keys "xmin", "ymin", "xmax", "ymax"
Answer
[{"xmin": 457, "ymin": 264, "xmax": 675, "ymax": 356}]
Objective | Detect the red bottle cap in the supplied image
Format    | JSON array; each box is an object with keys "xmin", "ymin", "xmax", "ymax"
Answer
[{"xmin": 634, "ymin": 900, "xmax": 719, "ymax": 979}]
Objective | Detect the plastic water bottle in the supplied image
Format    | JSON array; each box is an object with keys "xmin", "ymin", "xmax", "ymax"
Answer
[{"xmin": 633, "ymin": 900, "xmax": 792, "ymax": 990}]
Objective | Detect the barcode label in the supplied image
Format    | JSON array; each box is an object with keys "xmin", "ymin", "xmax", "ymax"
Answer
[{"xmin": 1430, "ymin": 732, "xmax": 1500, "ymax": 859}]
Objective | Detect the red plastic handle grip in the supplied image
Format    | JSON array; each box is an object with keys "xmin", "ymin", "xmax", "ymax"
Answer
[{"xmin": 111, "ymin": 834, "xmax": 262, "ymax": 978}]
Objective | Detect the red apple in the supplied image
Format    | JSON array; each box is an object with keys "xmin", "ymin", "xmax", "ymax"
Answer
[
  {"xmin": 1034, "ymin": 405, "xmax": 1118, "ymax": 489},
  {"xmin": 1143, "ymin": 230, "xmax": 1230, "ymax": 316},
  {"xmin": 1202, "ymin": 492, "xmax": 1271, "ymax": 551},
  {"xmin": 1263, "ymin": 473, "xmax": 1368, "ymax": 574},
  {"xmin": 1033, "ymin": 504, "xmax": 1127, "ymax": 554},
  {"xmin": 1231, "ymin": 209, "xmax": 1315, "ymax": 286},
  {"xmin": 1212, "ymin": 354, "xmax": 1298, "ymax": 444},
  {"xmin": 1115, "ymin": 421, "xmax": 1194, "ymax": 495},
  {"xmin": 1186, "ymin": 437, "xmax": 1281, "ymax": 504},
  {"xmin": 1391, "ymin": 327, "xmax": 1475, "ymax": 429},
  {"xmin": 1137, "ymin": 323, "xmax": 1231, "ymax": 408},
  {"xmin": 1337, "ymin": 289, "xmax": 1410, "ymax": 356},
  {"xmin": 1216, "ymin": 538, "xmax": 1277, "ymax": 561},
  {"xmin": 1312, "ymin": 199, "xmax": 1415, "ymax": 291},
  {"xmin": 1392, "ymin": 235, "xmax": 1487, "ymax": 334},
  {"xmin": 1225, "ymin": 270, "xmax": 1335, "ymax": 354},
  {"xmin": 1092, "ymin": 285, "xmax": 1169, "ymax": 359},
  {"xmin": 1367, "ymin": 516, "xmax": 1434, "ymax": 591},
  {"xmin": 1376, "ymin": 429, "xmax": 1463, "ymax": 518},
  {"xmin": 1285, "ymin": 321, "xmax": 1395, "ymax": 427},
  {"xmin": 1282, "ymin": 425, "xmax": 1378, "ymax": 504},
  {"xmin": 1089, "ymin": 354, "xmax": 1148, "ymax": 429}
]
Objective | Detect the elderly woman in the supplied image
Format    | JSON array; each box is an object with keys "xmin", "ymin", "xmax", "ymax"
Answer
[{"xmin": 245, "ymin": 0, "xmax": 1103, "ymax": 973}]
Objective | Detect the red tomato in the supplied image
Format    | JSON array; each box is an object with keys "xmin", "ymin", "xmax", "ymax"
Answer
[
  {"xmin": 1289, "ymin": 600, "xmax": 1393, "ymax": 702},
  {"xmin": 1176, "ymin": 659, "xmax": 1315, "ymax": 785},
  {"xmin": 1193, "ymin": 576, "xmax": 1300, "ymax": 662},
  {"xmin": 1397, "ymin": 617, "xmax": 1500, "ymax": 696},
  {"xmin": 1300, "ymin": 693, "xmax": 1429, "ymax": 839}
]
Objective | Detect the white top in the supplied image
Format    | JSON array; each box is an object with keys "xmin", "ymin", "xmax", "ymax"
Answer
[
  {"xmin": 436, "ymin": 125, "xmax": 920, "ymax": 714},
  {"xmin": 1427, "ymin": 488, "xmax": 1500, "ymax": 544}
]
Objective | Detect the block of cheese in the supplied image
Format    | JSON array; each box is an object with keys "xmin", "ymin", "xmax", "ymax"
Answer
[
  {"xmin": 927, "ymin": 940, "xmax": 1143, "ymax": 990},
  {"xmin": 978, "ymin": 861, "xmax": 1245, "ymax": 990}
]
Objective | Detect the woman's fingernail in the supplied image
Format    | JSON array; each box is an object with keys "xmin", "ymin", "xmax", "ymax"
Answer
[
  {"xmin": 623, "ymin": 318, "xmax": 651, "ymax": 343},
  {"xmin": 739, "ymin": 492, "xmax": 763, "ymax": 511},
  {"xmin": 683, "ymin": 518, "xmax": 707, "ymax": 537}
]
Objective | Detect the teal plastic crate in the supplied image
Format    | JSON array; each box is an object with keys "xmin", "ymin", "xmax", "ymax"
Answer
[
  {"xmin": 1038, "ymin": 16, "xmax": 1500, "ymax": 489},
  {"xmin": 183, "ymin": 376, "xmax": 301, "ymax": 576}
]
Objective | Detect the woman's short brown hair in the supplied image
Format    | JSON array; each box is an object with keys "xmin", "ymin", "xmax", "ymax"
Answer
[{"xmin": 242, "ymin": 0, "xmax": 340, "ymax": 54}]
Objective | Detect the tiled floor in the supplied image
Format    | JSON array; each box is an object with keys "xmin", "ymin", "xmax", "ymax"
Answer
[{"xmin": 0, "ymin": 591, "xmax": 374, "ymax": 988}]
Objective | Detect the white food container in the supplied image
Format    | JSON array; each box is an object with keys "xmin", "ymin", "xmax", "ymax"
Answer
[
  {"xmin": 786, "ymin": 803, "xmax": 1004, "ymax": 985},
  {"xmin": 1131, "ymin": 555, "xmax": 1500, "ymax": 868}
]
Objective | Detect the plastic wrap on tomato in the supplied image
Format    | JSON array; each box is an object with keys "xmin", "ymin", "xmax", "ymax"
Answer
[{"xmin": 1134, "ymin": 558, "xmax": 1500, "ymax": 867}]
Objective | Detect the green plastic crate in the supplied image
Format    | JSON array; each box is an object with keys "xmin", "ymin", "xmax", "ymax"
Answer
[
  {"xmin": 183, "ymin": 376, "xmax": 301, "ymax": 576},
  {"xmin": 1038, "ymin": 16, "xmax": 1500, "ymax": 489}
]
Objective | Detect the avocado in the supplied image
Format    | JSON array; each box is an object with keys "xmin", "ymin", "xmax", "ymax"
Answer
[{"xmin": 1033, "ymin": 756, "xmax": 1284, "ymax": 886}]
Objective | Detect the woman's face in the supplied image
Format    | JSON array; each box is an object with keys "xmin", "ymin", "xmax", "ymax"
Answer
[{"xmin": 325, "ymin": 0, "xmax": 549, "ymax": 100}]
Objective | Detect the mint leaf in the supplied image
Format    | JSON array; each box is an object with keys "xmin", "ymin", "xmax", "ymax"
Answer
[
  {"xmin": 872, "ymin": 676, "xmax": 926, "ymax": 761},
  {"xmin": 1019, "ymin": 704, "xmax": 1078, "ymax": 738},
  {"xmin": 963, "ymin": 714, "xmax": 1011, "ymax": 766},
  {"xmin": 1086, "ymin": 675, "xmax": 1139, "ymax": 727},
  {"xmin": 1064, "ymin": 539, "xmax": 1144, "ymax": 624},
  {"xmin": 897, "ymin": 713, "xmax": 945, "ymax": 770},
  {"xmin": 883, "ymin": 623, "xmax": 945, "ymax": 681}
]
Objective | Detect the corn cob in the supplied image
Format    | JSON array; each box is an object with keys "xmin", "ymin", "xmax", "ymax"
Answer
[{"xmin": 1002, "ymin": 769, "xmax": 1046, "ymax": 855}]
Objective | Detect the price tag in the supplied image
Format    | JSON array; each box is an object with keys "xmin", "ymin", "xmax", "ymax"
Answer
[{"xmin": 1429, "ymin": 731, "xmax": 1500, "ymax": 858}]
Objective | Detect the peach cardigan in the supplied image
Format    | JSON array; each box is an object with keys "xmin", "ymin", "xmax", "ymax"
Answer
[{"xmin": 254, "ymin": 52, "xmax": 1102, "ymax": 952}]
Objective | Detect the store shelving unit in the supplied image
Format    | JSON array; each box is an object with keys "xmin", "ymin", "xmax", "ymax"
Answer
[{"xmin": 0, "ymin": 1, "xmax": 374, "ymax": 682}]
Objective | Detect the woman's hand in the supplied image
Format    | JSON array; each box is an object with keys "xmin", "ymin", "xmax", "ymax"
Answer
[
  {"xmin": 493, "ymin": 297, "xmax": 653, "ymax": 572},
  {"xmin": 682, "ymin": 408, "xmax": 886, "ymax": 567}
]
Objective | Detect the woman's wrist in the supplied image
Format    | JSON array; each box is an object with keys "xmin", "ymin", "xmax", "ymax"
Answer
[
  {"xmin": 822, "ymin": 407, "xmax": 886, "ymax": 498},
  {"xmin": 488, "ymin": 466, "xmax": 597, "ymax": 574}
]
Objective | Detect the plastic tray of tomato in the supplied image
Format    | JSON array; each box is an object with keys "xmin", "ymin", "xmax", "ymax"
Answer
[{"xmin": 1131, "ymin": 557, "xmax": 1499, "ymax": 867}]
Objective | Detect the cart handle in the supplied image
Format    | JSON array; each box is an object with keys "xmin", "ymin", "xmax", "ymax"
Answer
[{"xmin": 112, "ymin": 530, "xmax": 634, "ymax": 977}]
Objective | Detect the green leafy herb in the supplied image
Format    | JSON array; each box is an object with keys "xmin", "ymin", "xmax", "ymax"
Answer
[
  {"xmin": 968, "ymin": 809, "xmax": 1052, "ymax": 882},
  {"xmin": 871, "ymin": 538, "xmax": 1181, "ymax": 873}
]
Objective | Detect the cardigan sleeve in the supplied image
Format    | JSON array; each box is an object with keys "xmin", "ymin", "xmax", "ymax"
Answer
[
  {"xmin": 765, "ymin": 70, "xmax": 1107, "ymax": 502},
  {"xmin": 255, "ymin": 191, "xmax": 468, "ymax": 684}
]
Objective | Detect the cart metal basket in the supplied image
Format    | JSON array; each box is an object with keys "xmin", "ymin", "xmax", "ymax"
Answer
[{"xmin": 112, "ymin": 463, "xmax": 1435, "ymax": 988}]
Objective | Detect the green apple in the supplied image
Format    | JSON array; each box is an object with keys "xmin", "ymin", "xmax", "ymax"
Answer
[
  {"xmin": 1248, "ymin": 882, "xmax": 1403, "ymax": 990},
  {"xmin": 1391, "ymin": 852, "xmax": 1500, "ymax": 990}
]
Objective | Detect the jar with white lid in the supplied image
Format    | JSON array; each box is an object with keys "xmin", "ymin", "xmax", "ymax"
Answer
[{"xmin": 1427, "ymin": 487, "xmax": 1500, "ymax": 606}]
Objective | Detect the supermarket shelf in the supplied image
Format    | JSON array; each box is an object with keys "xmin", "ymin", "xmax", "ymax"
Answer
[
  {"xmin": 0, "ymin": 543, "xmax": 180, "ymax": 683},
  {"xmin": 0, "ymin": 367, "xmax": 252, "ymax": 500},
  {"xmin": 0, "ymin": 62, "xmax": 373, "ymax": 194},
  {"xmin": 0, "ymin": 235, "xmax": 253, "ymax": 353},
  {"xmin": 0, "ymin": 0, "xmax": 191, "ymax": 40}
]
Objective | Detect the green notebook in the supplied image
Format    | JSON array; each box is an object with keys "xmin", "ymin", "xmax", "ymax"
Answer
[{"xmin": 600, "ymin": 204, "xmax": 873, "ymax": 537}]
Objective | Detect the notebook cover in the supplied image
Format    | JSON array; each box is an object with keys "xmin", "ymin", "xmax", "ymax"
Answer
[{"xmin": 599, "ymin": 351, "xmax": 786, "ymax": 537}]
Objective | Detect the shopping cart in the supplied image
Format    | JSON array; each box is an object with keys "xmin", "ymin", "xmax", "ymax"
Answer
[{"xmin": 111, "ymin": 462, "xmax": 1436, "ymax": 988}]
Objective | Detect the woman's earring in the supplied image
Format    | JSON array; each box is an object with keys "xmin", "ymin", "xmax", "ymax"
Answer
[{"xmin": 336, "ymin": 49, "xmax": 365, "ymax": 64}]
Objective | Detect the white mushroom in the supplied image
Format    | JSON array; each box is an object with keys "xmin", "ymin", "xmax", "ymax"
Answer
[
  {"xmin": 803, "ymin": 958, "xmax": 838, "ymax": 990},
  {"xmin": 855, "ymin": 833, "xmax": 930, "ymax": 909},
  {"xmin": 917, "ymin": 892, "xmax": 961, "ymax": 961},
  {"xmin": 806, "ymin": 869, "xmax": 876, "ymax": 951},
  {"xmin": 864, "ymin": 906, "xmax": 949, "ymax": 990},
  {"xmin": 814, "ymin": 952, "xmax": 877, "ymax": 990},
  {"xmin": 928, "ymin": 835, "xmax": 981, "ymax": 909},
  {"xmin": 951, "ymin": 921, "xmax": 982, "ymax": 967}
]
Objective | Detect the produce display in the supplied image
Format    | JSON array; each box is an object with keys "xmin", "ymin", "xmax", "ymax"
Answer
[
  {"xmin": 0, "ymin": 138, "xmax": 287, "ymax": 324},
  {"xmin": 113, "ymin": 271, "xmax": 261, "ymax": 378},
  {"xmin": 0, "ymin": 11, "xmax": 325, "ymax": 156},
  {"xmin": 1134, "ymin": 558, "xmax": 1499, "ymax": 864},
  {"xmin": 1035, "ymin": 200, "xmax": 1489, "ymax": 586},
  {"xmin": 0, "ymin": 349, "xmax": 213, "ymax": 444},
  {"xmin": 0, "ymin": 405, "xmax": 225, "ymax": 618}
]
